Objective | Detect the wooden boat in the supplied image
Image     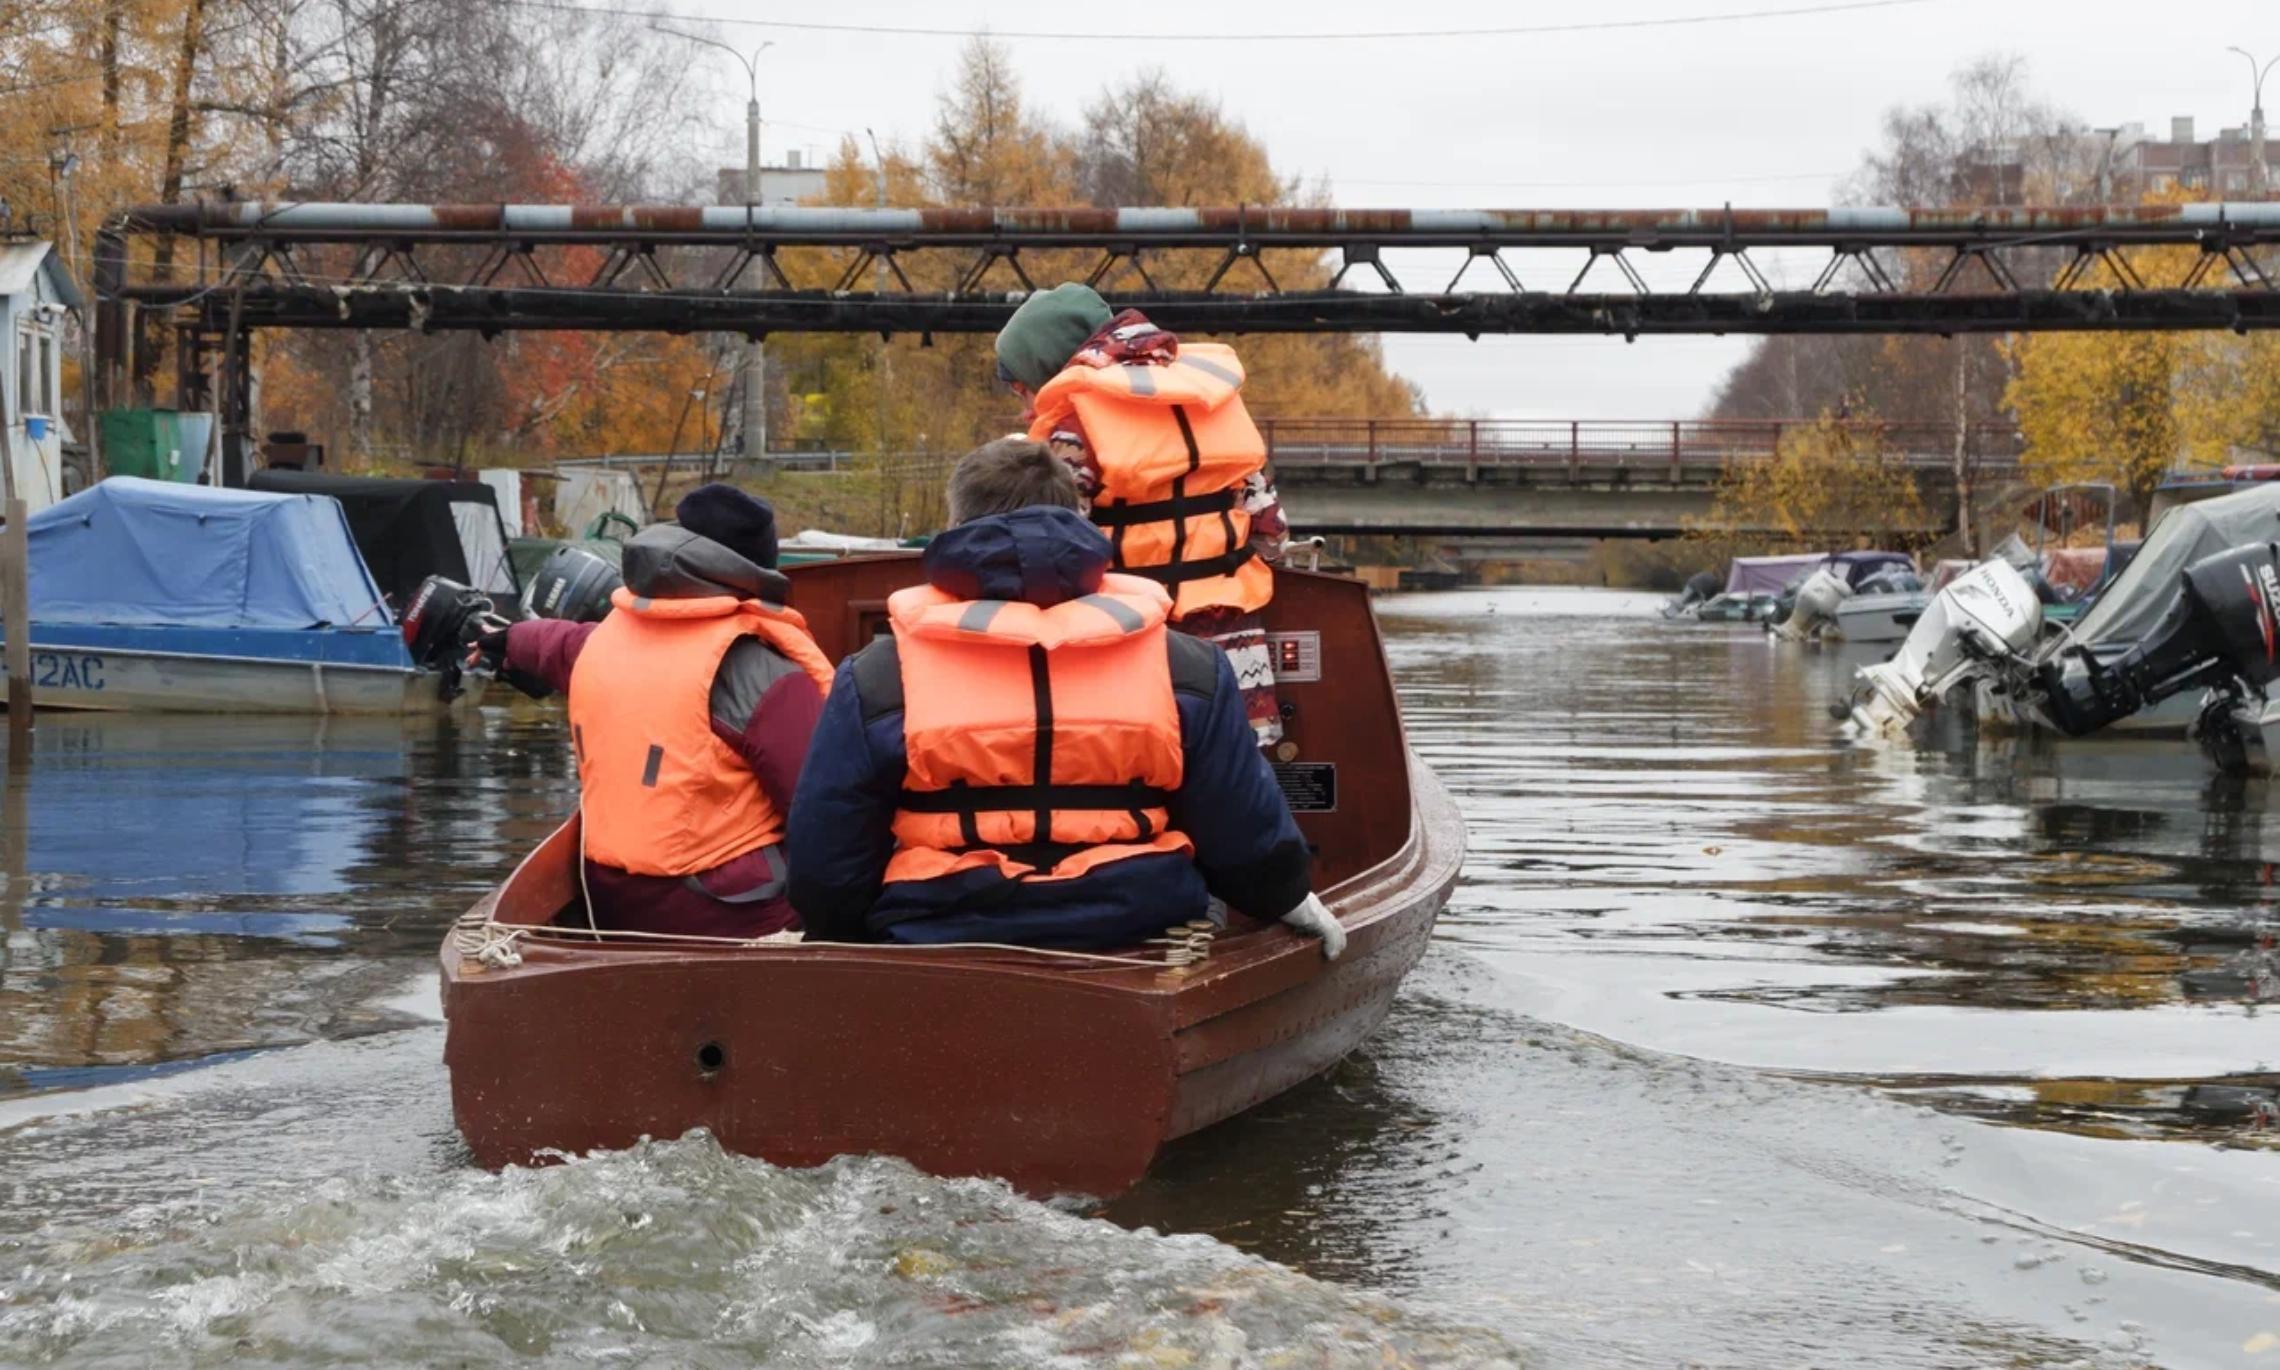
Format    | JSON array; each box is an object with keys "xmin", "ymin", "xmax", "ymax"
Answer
[{"xmin": 439, "ymin": 556, "xmax": 1463, "ymax": 1199}]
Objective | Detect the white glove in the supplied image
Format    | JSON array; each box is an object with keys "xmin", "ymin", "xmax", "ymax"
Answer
[{"xmin": 1279, "ymin": 892, "xmax": 1346, "ymax": 961}]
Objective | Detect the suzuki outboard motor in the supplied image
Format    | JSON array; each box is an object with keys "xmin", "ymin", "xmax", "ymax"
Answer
[
  {"xmin": 521, "ymin": 544, "xmax": 623, "ymax": 622},
  {"xmin": 1776, "ymin": 567, "xmax": 1852, "ymax": 641},
  {"xmin": 402, "ymin": 575, "xmax": 510, "ymax": 701},
  {"xmin": 2035, "ymin": 541, "xmax": 2280, "ymax": 768},
  {"xmin": 1848, "ymin": 559, "xmax": 2044, "ymax": 736}
]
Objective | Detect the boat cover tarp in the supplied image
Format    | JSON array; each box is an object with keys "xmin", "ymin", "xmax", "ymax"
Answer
[
  {"xmin": 1723, "ymin": 554, "xmax": 1831, "ymax": 596},
  {"xmin": 26, "ymin": 477, "xmax": 390, "ymax": 629},
  {"xmin": 1829, "ymin": 551, "xmax": 1914, "ymax": 587},
  {"xmin": 2058, "ymin": 482, "xmax": 2280, "ymax": 653},
  {"xmin": 248, "ymin": 470, "xmax": 517, "ymax": 605}
]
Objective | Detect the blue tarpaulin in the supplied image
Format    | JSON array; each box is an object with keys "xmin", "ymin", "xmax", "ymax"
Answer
[{"xmin": 27, "ymin": 478, "xmax": 394, "ymax": 630}]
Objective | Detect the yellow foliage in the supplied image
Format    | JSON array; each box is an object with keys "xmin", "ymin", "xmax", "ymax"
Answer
[
  {"xmin": 2175, "ymin": 333, "xmax": 2280, "ymax": 466},
  {"xmin": 2003, "ymin": 329, "xmax": 2185, "ymax": 512},
  {"xmin": 1691, "ymin": 417, "xmax": 1930, "ymax": 552}
]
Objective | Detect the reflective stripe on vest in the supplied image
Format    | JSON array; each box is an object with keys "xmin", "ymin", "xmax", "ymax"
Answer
[
  {"xmin": 884, "ymin": 574, "xmax": 1192, "ymax": 886},
  {"xmin": 566, "ymin": 589, "xmax": 835, "ymax": 878},
  {"xmin": 1027, "ymin": 342, "xmax": 1275, "ymax": 619}
]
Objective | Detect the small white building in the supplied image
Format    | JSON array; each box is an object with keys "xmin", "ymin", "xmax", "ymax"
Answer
[{"xmin": 0, "ymin": 241, "xmax": 81, "ymax": 513}]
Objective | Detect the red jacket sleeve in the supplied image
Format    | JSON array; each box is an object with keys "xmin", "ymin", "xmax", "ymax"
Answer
[{"xmin": 503, "ymin": 619, "xmax": 601, "ymax": 697}]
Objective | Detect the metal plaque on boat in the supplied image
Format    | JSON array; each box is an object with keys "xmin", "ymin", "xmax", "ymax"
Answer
[
  {"xmin": 1272, "ymin": 762, "xmax": 1337, "ymax": 812},
  {"xmin": 1267, "ymin": 631, "xmax": 1321, "ymax": 683}
]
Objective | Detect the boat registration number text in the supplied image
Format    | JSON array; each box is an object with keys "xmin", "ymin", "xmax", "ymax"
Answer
[{"xmin": 32, "ymin": 652, "xmax": 105, "ymax": 691}]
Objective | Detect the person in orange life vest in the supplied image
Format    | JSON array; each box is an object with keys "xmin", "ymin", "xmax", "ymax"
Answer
[
  {"xmin": 785, "ymin": 438, "xmax": 1343, "ymax": 956},
  {"xmin": 994, "ymin": 282, "xmax": 1292, "ymax": 747},
  {"xmin": 469, "ymin": 484, "xmax": 834, "ymax": 938}
]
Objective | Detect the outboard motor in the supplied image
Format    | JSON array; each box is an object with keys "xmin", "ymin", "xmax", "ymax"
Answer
[
  {"xmin": 1775, "ymin": 567, "xmax": 1852, "ymax": 641},
  {"xmin": 1847, "ymin": 559, "xmax": 2044, "ymax": 736},
  {"xmin": 2035, "ymin": 541, "xmax": 2280, "ymax": 769},
  {"xmin": 402, "ymin": 575, "xmax": 511, "ymax": 701},
  {"xmin": 521, "ymin": 544, "xmax": 623, "ymax": 622},
  {"xmin": 1664, "ymin": 569, "xmax": 1721, "ymax": 619}
]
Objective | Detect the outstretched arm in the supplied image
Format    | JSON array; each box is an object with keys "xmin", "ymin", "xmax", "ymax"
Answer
[{"xmin": 500, "ymin": 618, "xmax": 602, "ymax": 697}]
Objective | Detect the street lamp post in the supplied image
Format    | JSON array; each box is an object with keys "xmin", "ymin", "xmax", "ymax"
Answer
[
  {"xmin": 2227, "ymin": 46, "xmax": 2280, "ymax": 199},
  {"xmin": 656, "ymin": 26, "xmax": 774, "ymax": 467}
]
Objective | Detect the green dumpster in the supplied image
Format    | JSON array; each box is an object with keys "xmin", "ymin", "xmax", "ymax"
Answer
[{"xmin": 100, "ymin": 410, "xmax": 202, "ymax": 483}]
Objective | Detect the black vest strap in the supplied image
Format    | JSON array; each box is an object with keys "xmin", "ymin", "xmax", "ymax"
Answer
[
  {"xmin": 898, "ymin": 780, "xmax": 1175, "ymax": 814},
  {"xmin": 1089, "ymin": 487, "xmax": 1238, "ymax": 528},
  {"xmin": 1123, "ymin": 543, "xmax": 1258, "ymax": 587}
]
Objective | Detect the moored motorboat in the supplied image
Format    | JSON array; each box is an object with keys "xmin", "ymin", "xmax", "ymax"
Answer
[
  {"xmin": 440, "ymin": 555, "xmax": 1462, "ymax": 1199},
  {"xmin": 5, "ymin": 478, "xmax": 485, "ymax": 713}
]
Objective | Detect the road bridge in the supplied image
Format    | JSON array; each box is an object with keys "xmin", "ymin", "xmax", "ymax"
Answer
[
  {"xmin": 553, "ymin": 416, "xmax": 2019, "ymax": 541},
  {"xmin": 1262, "ymin": 418, "xmax": 2017, "ymax": 538}
]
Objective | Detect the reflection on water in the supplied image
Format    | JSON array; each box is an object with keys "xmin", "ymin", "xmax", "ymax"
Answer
[
  {"xmin": 1372, "ymin": 589, "xmax": 2280, "ymax": 1152},
  {"xmin": 4, "ymin": 592, "xmax": 2280, "ymax": 1366},
  {"xmin": 0, "ymin": 712, "xmax": 577, "ymax": 1098}
]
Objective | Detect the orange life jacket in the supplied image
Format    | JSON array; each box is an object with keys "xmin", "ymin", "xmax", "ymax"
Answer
[
  {"xmin": 1027, "ymin": 342, "xmax": 1275, "ymax": 620},
  {"xmin": 568, "ymin": 588, "xmax": 835, "ymax": 878},
  {"xmin": 885, "ymin": 574, "xmax": 1193, "ymax": 887}
]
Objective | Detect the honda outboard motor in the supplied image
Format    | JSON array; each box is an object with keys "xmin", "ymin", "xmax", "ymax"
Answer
[
  {"xmin": 2035, "ymin": 541, "xmax": 2280, "ymax": 768},
  {"xmin": 402, "ymin": 575, "xmax": 510, "ymax": 702},
  {"xmin": 521, "ymin": 544, "xmax": 623, "ymax": 622},
  {"xmin": 1776, "ymin": 567, "xmax": 1852, "ymax": 641},
  {"xmin": 1848, "ymin": 559, "xmax": 2044, "ymax": 736}
]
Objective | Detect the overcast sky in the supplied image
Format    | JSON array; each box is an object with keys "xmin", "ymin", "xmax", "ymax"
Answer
[{"xmin": 662, "ymin": 0, "xmax": 2280, "ymax": 421}]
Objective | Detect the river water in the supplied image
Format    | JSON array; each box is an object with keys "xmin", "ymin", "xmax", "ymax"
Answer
[{"xmin": 1, "ymin": 588, "xmax": 2275, "ymax": 1367}]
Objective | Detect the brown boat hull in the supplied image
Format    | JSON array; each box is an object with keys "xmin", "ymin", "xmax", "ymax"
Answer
[{"xmin": 441, "ymin": 561, "xmax": 1463, "ymax": 1198}]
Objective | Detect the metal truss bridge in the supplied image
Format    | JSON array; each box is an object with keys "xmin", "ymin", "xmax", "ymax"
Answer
[{"xmin": 96, "ymin": 201, "xmax": 2280, "ymax": 346}]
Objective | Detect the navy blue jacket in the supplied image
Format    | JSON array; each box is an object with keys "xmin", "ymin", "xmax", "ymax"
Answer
[{"xmin": 787, "ymin": 507, "xmax": 1312, "ymax": 949}]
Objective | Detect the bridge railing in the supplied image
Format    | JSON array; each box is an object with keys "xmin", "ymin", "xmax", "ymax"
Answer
[{"xmin": 1257, "ymin": 418, "xmax": 2023, "ymax": 472}]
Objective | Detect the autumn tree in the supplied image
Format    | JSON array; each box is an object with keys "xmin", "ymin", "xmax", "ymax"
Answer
[
  {"xmin": 1691, "ymin": 417, "xmax": 1932, "ymax": 553},
  {"xmin": 2005, "ymin": 329, "xmax": 2182, "ymax": 513},
  {"xmin": 2175, "ymin": 334, "xmax": 2280, "ymax": 466}
]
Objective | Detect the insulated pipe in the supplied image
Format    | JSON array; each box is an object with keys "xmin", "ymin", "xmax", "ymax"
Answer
[{"xmin": 107, "ymin": 202, "xmax": 2280, "ymax": 246}]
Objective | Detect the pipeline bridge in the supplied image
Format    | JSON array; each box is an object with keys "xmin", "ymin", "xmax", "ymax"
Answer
[{"xmin": 91, "ymin": 199, "xmax": 2280, "ymax": 483}]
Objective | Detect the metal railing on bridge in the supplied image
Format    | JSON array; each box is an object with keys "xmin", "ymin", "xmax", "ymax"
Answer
[{"xmin": 1255, "ymin": 417, "xmax": 2023, "ymax": 475}]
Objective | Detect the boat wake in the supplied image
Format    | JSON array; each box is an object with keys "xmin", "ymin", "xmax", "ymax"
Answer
[{"xmin": 0, "ymin": 1055, "xmax": 1518, "ymax": 1367}]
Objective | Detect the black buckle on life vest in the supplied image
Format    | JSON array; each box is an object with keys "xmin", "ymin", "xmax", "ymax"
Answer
[
  {"xmin": 1125, "ymin": 544, "xmax": 1258, "ymax": 587},
  {"xmin": 1089, "ymin": 487, "xmax": 1239, "ymax": 528}
]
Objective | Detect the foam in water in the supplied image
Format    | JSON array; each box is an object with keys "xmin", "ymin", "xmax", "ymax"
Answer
[{"xmin": 0, "ymin": 1134, "xmax": 1520, "ymax": 1367}]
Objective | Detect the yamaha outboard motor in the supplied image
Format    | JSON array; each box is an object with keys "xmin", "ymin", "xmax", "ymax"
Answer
[
  {"xmin": 2036, "ymin": 541, "xmax": 2280, "ymax": 768},
  {"xmin": 521, "ymin": 544, "xmax": 623, "ymax": 622},
  {"xmin": 402, "ymin": 575, "xmax": 510, "ymax": 701},
  {"xmin": 1847, "ymin": 558, "xmax": 2045, "ymax": 736}
]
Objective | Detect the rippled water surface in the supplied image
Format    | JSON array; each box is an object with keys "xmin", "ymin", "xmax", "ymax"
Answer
[{"xmin": 3, "ymin": 591, "xmax": 2277, "ymax": 1367}]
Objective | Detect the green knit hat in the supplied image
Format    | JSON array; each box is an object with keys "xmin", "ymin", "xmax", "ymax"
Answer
[{"xmin": 993, "ymin": 283, "xmax": 1114, "ymax": 390}]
